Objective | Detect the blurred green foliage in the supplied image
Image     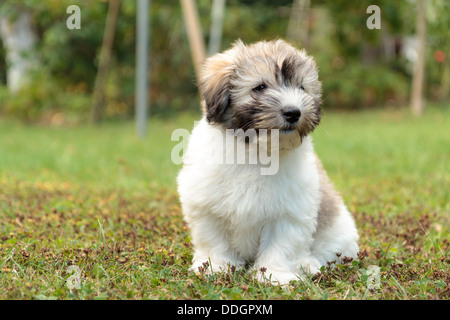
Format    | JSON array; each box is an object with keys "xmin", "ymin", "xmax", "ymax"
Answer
[{"xmin": 0, "ymin": 0, "xmax": 448, "ymax": 123}]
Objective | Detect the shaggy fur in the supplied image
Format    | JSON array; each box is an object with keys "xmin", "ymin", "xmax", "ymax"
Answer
[{"xmin": 177, "ymin": 39, "xmax": 359, "ymax": 284}]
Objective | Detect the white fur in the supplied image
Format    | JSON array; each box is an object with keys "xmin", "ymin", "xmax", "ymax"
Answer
[{"xmin": 177, "ymin": 118, "xmax": 359, "ymax": 284}]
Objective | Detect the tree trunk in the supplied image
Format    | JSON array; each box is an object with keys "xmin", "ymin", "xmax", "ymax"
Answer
[
  {"xmin": 440, "ymin": 60, "xmax": 450, "ymax": 100},
  {"xmin": 180, "ymin": 0, "xmax": 206, "ymax": 81},
  {"xmin": 91, "ymin": 0, "xmax": 121, "ymax": 124},
  {"xmin": 0, "ymin": 9, "xmax": 38, "ymax": 92},
  {"xmin": 411, "ymin": 0, "xmax": 427, "ymax": 117},
  {"xmin": 286, "ymin": 0, "xmax": 310, "ymax": 48}
]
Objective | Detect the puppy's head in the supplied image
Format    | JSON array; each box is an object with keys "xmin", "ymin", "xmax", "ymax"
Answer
[{"xmin": 199, "ymin": 39, "xmax": 322, "ymax": 143}]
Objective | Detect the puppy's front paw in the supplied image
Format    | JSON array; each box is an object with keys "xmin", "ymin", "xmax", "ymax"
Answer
[
  {"xmin": 254, "ymin": 267, "xmax": 300, "ymax": 285},
  {"xmin": 297, "ymin": 256, "xmax": 322, "ymax": 276}
]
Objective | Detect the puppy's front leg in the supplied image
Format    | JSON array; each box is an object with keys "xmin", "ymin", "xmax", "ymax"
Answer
[
  {"xmin": 188, "ymin": 215, "xmax": 244, "ymax": 275},
  {"xmin": 254, "ymin": 218, "xmax": 321, "ymax": 284}
]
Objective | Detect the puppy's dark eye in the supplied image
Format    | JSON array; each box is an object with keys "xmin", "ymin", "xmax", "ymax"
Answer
[
  {"xmin": 300, "ymin": 85, "xmax": 305, "ymax": 91},
  {"xmin": 253, "ymin": 84, "xmax": 266, "ymax": 92}
]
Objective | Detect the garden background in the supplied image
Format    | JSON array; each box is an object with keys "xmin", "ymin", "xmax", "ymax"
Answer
[{"xmin": 0, "ymin": 0, "xmax": 448, "ymax": 300}]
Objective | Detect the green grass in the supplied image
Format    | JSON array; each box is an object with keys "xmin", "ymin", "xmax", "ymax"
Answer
[{"xmin": 0, "ymin": 104, "xmax": 448, "ymax": 300}]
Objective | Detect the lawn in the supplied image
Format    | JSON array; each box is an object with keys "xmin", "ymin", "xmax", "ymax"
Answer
[{"xmin": 0, "ymin": 104, "xmax": 448, "ymax": 300}]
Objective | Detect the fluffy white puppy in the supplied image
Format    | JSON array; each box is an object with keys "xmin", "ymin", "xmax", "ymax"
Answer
[{"xmin": 177, "ymin": 39, "xmax": 359, "ymax": 284}]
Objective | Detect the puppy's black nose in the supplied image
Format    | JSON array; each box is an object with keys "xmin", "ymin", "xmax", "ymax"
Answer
[{"xmin": 282, "ymin": 108, "xmax": 301, "ymax": 123}]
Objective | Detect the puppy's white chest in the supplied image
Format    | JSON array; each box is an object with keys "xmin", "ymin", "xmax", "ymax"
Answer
[{"xmin": 211, "ymin": 152, "xmax": 318, "ymax": 217}]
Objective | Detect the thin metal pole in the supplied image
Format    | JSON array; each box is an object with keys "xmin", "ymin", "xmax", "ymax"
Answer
[
  {"xmin": 208, "ymin": 0, "xmax": 226, "ymax": 56},
  {"xmin": 136, "ymin": 0, "xmax": 150, "ymax": 139}
]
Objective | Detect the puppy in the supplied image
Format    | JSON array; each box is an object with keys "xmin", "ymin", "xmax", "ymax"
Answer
[{"xmin": 177, "ymin": 39, "xmax": 359, "ymax": 284}]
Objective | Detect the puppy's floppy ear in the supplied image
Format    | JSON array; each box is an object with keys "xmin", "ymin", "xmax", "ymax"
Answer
[{"xmin": 198, "ymin": 53, "xmax": 234, "ymax": 124}]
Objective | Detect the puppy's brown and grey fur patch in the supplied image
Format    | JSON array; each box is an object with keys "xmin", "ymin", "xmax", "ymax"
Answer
[{"xmin": 315, "ymin": 155, "xmax": 341, "ymax": 231}]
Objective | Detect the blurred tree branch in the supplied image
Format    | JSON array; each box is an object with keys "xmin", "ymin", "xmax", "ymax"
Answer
[{"xmin": 91, "ymin": 0, "xmax": 121, "ymax": 124}]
